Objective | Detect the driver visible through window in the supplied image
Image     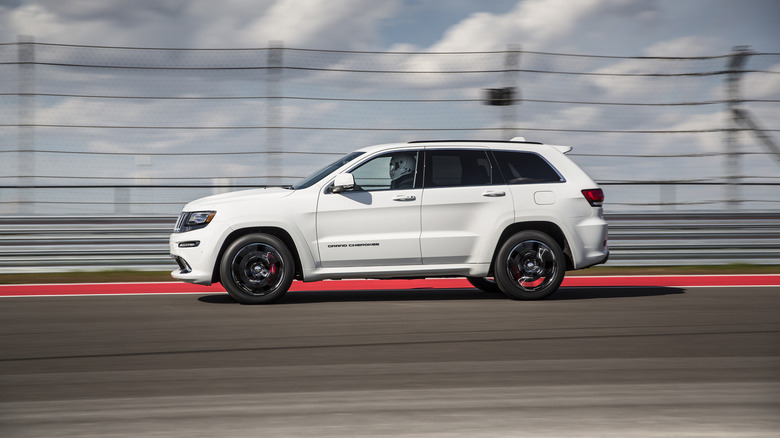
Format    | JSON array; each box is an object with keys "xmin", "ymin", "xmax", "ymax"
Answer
[
  {"xmin": 389, "ymin": 153, "xmax": 416, "ymax": 189},
  {"xmin": 350, "ymin": 151, "xmax": 419, "ymax": 191}
]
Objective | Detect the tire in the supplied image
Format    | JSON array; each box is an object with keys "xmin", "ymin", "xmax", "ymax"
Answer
[
  {"xmin": 219, "ymin": 233, "xmax": 295, "ymax": 304},
  {"xmin": 466, "ymin": 276, "xmax": 502, "ymax": 293},
  {"xmin": 494, "ymin": 230, "xmax": 565, "ymax": 300}
]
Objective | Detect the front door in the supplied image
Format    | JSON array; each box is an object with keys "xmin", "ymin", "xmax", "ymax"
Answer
[{"xmin": 316, "ymin": 150, "xmax": 422, "ymax": 268}]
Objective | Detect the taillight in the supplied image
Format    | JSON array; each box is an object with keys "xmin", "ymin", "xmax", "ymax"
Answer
[{"xmin": 581, "ymin": 188, "xmax": 604, "ymax": 207}]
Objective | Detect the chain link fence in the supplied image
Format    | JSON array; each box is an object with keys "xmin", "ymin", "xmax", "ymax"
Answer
[{"xmin": 1, "ymin": 40, "xmax": 779, "ymax": 215}]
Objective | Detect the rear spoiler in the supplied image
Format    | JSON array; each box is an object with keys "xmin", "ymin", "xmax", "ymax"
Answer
[{"xmin": 552, "ymin": 145, "xmax": 572, "ymax": 154}]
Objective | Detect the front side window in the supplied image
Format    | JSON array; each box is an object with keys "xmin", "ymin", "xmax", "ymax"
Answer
[
  {"xmin": 425, "ymin": 150, "xmax": 492, "ymax": 188},
  {"xmin": 349, "ymin": 151, "xmax": 420, "ymax": 191},
  {"xmin": 493, "ymin": 151, "xmax": 564, "ymax": 184}
]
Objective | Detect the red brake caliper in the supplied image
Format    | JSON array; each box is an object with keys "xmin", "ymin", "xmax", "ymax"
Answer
[{"xmin": 267, "ymin": 253, "xmax": 277, "ymax": 276}]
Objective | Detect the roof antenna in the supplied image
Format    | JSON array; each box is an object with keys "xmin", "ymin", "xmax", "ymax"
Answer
[{"xmin": 510, "ymin": 137, "xmax": 526, "ymax": 142}]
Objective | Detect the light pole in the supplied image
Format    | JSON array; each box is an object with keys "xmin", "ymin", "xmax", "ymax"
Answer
[{"xmin": 484, "ymin": 45, "xmax": 521, "ymax": 140}]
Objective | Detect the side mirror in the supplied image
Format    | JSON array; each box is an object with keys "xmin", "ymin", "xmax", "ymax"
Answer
[{"xmin": 331, "ymin": 173, "xmax": 355, "ymax": 193}]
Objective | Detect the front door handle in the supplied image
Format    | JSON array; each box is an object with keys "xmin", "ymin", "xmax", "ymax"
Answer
[
  {"xmin": 393, "ymin": 194, "xmax": 416, "ymax": 202},
  {"xmin": 482, "ymin": 190, "xmax": 506, "ymax": 197}
]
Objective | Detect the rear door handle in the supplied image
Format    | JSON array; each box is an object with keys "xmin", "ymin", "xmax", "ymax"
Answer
[
  {"xmin": 482, "ymin": 190, "xmax": 506, "ymax": 197},
  {"xmin": 393, "ymin": 194, "xmax": 416, "ymax": 201}
]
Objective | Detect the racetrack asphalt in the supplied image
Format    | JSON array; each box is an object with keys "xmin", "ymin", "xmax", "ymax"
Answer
[
  {"xmin": 1, "ymin": 279, "xmax": 779, "ymax": 437},
  {"xmin": 2, "ymin": 274, "xmax": 780, "ymax": 297}
]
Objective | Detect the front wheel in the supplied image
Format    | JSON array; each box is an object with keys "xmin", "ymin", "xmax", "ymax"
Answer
[
  {"xmin": 494, "ymin": 231, "xmax": 565, "ymax": 300},
  {"xmin": 219, "ymin": 233, "xmax": 295, "ymax": 304}
]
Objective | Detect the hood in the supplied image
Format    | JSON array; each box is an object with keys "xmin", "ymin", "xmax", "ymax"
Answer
[{"xmin": 183, "ymin": 187, "xmax": 293, "ymax": 211}]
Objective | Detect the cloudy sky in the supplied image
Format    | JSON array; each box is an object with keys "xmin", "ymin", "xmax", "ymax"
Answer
[
  {"xmin": 2, "ymin": 0, "xmax": 779, "ymax": 213},
  {"xmin": 2, "ymin": 0, "xmax": 779, "ymax": 54}
]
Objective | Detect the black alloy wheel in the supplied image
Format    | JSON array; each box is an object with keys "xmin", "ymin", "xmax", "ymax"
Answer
[
  {"xmin": 494, "ymin": 230, "xmax": 565, "ymax": 300},
  {"xmin": 219, "ymin": 233, "xmax": 295, "ymax": 304}
]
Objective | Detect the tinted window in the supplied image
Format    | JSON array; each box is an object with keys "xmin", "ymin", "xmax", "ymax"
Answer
[
  {"xmin": 424, "ymin": 150, "xmax": 492, "ymax": 188},
  {"xmin": 493, "ymin": 151, "xmax": 563, "ymax": 184},
  {"xmin": 349, "ymin": 151, "xmax": 419, "ymax": 191}
]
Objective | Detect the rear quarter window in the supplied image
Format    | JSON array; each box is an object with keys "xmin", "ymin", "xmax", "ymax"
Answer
[{"xmin": 493, "ymin": 151, "xmax": 564, "ymax": 184}]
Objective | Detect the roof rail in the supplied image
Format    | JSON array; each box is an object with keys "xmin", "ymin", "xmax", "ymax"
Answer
[{"xmin": 407, "ymin": 139, "xmax": 544, "ymax": 145}]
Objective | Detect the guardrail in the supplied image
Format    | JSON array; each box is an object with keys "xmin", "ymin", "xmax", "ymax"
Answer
[
  {"xmin": 0, "ymin": 216, "xmax": 173, "ymax": 273},
  {"xmin": 1, "ymin": 213, "xmax": 778, "ymax": 273},
  {"xmin": 606, "ymin": 212, "xmax": 780, "ymax": 266}
]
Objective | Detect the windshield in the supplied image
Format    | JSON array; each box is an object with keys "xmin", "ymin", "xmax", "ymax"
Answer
[{"xmin": 291, "ymin": 152, "xmax": 365, "ymax": 190}]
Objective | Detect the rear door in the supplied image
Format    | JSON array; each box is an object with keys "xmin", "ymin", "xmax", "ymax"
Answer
[{"xmin": 420, "ymin": 148, "xmax": 514, "ymax": 264}]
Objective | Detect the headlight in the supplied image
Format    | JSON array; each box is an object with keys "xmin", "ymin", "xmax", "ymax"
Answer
[{"xmin": 174, "ymin": 211, "xmax": 216, "ymax": 233}]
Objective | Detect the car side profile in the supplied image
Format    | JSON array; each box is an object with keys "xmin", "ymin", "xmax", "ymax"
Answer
[{"xmin": 169, "ymin": 138, "xmax": 609, "ymax": 303}]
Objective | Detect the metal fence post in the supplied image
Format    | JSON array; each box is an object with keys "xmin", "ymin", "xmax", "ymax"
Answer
[
  {"xmin": 502, "ymin": 45, "xmax": 521, "ymax": 140},
  {"xmin": 17, "ymin": 35, "xmax": 36, "ymax": 215},
  {"xmin": 266, "ymin": 41, "xmax": 283, "ymax": 185},
  {"xmin": 724, "ymin": 46, "xmax": 751, "ymax": 208}
]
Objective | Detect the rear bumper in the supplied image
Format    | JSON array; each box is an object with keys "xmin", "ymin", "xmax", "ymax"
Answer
[
  {"xmin": 572, "ymin": 248, "xmax": 609, "ymax": 271},
  {"xmin": 570, "ymin": 212, "xmax": 609, "ymax": 269},
  {"xmin": 594, "ymin": 250, "xmax": 609, "ymax": 266}
]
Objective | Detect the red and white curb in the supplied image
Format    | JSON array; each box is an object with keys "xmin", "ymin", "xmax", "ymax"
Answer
[{"xmin": 0, "ymin": 275, "xmax": 779, "ymax": 297}]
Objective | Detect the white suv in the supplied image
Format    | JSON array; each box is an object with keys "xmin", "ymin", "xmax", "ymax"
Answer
[{"xmin": 170, "ymin": 138, "xmax": 608, "ymax": 303}]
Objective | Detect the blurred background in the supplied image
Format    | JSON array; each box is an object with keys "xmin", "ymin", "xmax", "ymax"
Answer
[
  {"xmin": 0, "ymin": 0, "xmax": 778, "ymax": 272},
  {"xmin": 2, "ymin": 41, "xmax": 779, "ymax": 215}
]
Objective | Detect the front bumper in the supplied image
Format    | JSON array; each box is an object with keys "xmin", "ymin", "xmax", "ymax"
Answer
[
  {"xmin": 169, "ymin": 228, "xmax": 221, "ymax": 285},
  {"xmin": 170, "ymin": 254, "xmax": 192, "ymax": 274}
]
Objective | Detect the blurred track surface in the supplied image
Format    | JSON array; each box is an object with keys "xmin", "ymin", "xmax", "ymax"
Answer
[
  {"xmin": 1, "ymin": 285, "xmax": 779, "ymax": 437},
  {"xmin": 2, "ymin": 275, "xmax": 780, "ymax": 296}
]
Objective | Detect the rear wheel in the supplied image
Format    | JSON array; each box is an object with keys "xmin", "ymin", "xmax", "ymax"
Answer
[
  {"xmin": 219, "ymin": 233, "xmax": 295, "ymax": 304},
  {"xmin": 494, "ymin": 231, "xmax": 565, "ymax": 300}
]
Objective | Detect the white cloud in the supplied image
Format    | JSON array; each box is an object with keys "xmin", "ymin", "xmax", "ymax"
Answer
[
  {"xmin": 239, "ymin": 0, "xmax": 400, "ymax": 49},
  {"xmin": 744, "ymin": 64, "xmax": 780, "ymax": 100},
  {"xmin": 425, "ymin": 0, "xmax": 655, "ymax": 52},
  {"xmin": 5, "ymin": 4, "xmax": 71, "ymax": 41},
  {"xmin": 2, "ymin": 0, "xmax": 400, "ymax": 49},
  {"xmin": 544, "ymin": 106, "xmax": 603, "ymax": 129},
  {"xmin": 643, "ymin": 36, "xmax": 724, "ymax": 57}
]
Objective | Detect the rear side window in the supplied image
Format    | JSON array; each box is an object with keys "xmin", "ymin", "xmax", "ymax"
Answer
[
  {"xmin": 425, "ymin": 150, "xmax": 492, "ymax": 188},
  {"xmin": 493, "ymin": 151, "xmax": 564, "ymax": 184}
]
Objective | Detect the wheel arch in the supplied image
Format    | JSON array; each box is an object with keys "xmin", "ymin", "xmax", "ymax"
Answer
[
  {"xmin": 490, "ymin": 221, "xmax": 574, "ymax": 273},
  {"xmin": 211, "ymin": 227, "xmax": 303, "ymax": 284}
]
